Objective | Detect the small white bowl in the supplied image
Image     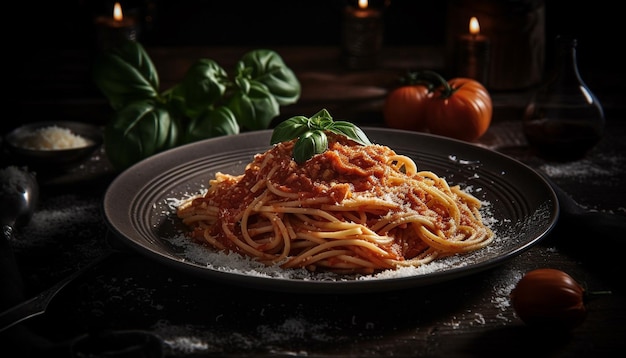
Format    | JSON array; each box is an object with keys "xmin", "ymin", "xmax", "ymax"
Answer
[{"xmin": 3, "ymin": 121, "xmax": 103, "ymax": 172}]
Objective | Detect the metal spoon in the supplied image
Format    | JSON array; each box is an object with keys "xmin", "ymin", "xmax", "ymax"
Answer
[
  {"xmin": 0, "ymin": 165, "xmax": 39, "ymax": 332},
  {"xmin": 0, "ymin": 166, "xmax": 114, "ymax": 333},
  {"xmin": 0, "ymin": 165, "xmax": 39, "ymax": 240}
]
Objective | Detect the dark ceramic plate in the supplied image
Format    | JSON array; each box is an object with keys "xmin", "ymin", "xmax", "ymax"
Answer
[{"xmin": 103, "ymin": 128, "xmax": 559, "ymax": 294}]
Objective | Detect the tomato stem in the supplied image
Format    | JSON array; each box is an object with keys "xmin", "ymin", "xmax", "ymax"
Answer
[
  {"xmin": 400, "ymin": 72, "xmax": 434, "ymax": 90},
  {"xmin": 407, "ymin": 70, "xmax": 456, "ymax": 98},
  {"xmin": 585, "ymin": 290, "xmax": 612, "ymax": 302}
]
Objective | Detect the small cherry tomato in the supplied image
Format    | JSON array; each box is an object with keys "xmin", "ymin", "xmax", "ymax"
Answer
[
  {"xmin": 510, "ymin": 268, "xmax": 587, "ymax": 330},
  {"xmin": 383, "ymin": 84, "xmax": 430, "ymax": 132}
]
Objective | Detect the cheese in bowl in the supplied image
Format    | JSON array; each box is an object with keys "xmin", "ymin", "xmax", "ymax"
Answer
[
  {"xmin": 15, "ymin": 125, "xmax": 92, "ymax": 150},
  {"xmin": 3, "ymin": 121, "xmax": 103, "ymax": 171}
]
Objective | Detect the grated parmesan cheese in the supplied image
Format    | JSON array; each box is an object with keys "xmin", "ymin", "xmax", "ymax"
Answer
[{"xmin": 17, "ymin": 125, "xmax": 90, "ymax": 150}]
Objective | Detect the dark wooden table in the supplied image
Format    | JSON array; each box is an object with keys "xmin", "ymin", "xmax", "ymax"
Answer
[{"xmin": 2, "ymin": 45, "xmax": 625, "ymax": 357}]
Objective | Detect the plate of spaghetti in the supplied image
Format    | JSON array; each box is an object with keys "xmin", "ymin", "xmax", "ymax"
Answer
[{"xmin": 104, "ymin": 117, "xmax": 558, "ymax": 294}]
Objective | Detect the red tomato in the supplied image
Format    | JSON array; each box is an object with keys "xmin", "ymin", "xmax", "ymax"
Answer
[
  {"xmin": 425, "ymin": 77, "xmax": 493, "ymax": 142},
  {"xmin": 510, "ymin": 268, "xmax": 587, "ymax": 330},
  {"xmin": 383, "ymin": 85, "xmax": 430, "ymax": 132}
]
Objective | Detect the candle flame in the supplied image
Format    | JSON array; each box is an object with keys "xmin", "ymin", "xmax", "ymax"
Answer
[
  {"xmin": 358, "ymin": 0, "xmax": 368, "ymax": 9},
  {"xmin": 113, "ymin": 2, "xmax": 123, "ymax": 22},
  {"xmin": 469, "ymin": 17, "xmax": 480, "ymax": 35}
]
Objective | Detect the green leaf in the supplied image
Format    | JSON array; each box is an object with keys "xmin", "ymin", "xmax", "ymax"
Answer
[
  {"xmin": 293, "ymin": 131, "xmax": 328, "ymax": 164},
  {"xmin": 159, "ymin": 85, "xmax": 186, "ymax": 119},
  {"xmin": 270, "ymin": 108, "xmax": 371, "ymax": 163},
  {"xmin": 239, "ymin": 49, "xmax": 301, "ymax": 105},
  {"xmin": 328, "ymin": 121, "xmax": 372, "ymax": 146},
  {"xmin": 308, "ymin": 109, "xmax": 335, "ymax": 129},
  {"xmin": 94, "ymin": 43, "xmax": 303, "ymax": 169},
  {"xmin": 104, "ymin": 100, "xmax": 178, "ymax": 170},
  {"xmin": 235, "ymin": 76, "xmax": 251, "ymax": 94},
  {"xmin": 270, "ymin": 115, "xmax": 311, "ymax": 144},
  {"xmin": 227, "ymin": 80, "xmax": 279, "ymax": 130},
  {"xmin": 181, "ymin": 106, "xmax": 240, "ymax": 143},
  {"xmin": 93, "ymin": 41, "xmax": 160, "ymax": 111},
  {"xmin": 178, "ymin": 59, "xmax": 228, "ymax": 118}
]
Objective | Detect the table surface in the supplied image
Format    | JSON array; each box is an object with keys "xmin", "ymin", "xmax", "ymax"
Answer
[{"xmin": 2, "ymin": 45, "xmax": 626, "ymax": 357}]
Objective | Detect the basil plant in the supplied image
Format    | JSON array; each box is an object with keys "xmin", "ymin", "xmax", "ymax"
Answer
[{"xmin": 93, "ymin": 41, "xmax": 301, "ymax": 170}]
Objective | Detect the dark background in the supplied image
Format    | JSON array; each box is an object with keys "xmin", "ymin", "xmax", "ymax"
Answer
[
  {"xmin": 6, "ymin": 0, "xmax": 622, "ymax": 135},
  {"xmin": 13, "ymin": 0, "xmax": 619, "ymax": 67}
]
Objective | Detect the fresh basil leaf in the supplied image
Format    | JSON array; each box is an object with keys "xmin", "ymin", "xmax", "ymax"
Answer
[
  {"xmin": 160, "ymin": 85, "xmax": 186, "ymax": 119},
  {"xmin": 270, "ymin": 109, "xmax": 371, "ymax": 163},
  {"xmin": 181, "ymin": 106, "xmax": 239, "ymax": 143},
  {"xmin": 270, "ymin": 116, "xmax": 311, "ymax": 144},
  {"xmin": 104, "ymin": 100, "xmax": 178, "ymax": 170},
  {"xmin": 239, "ymin": 49, "xmax": 301, "ymax": 105},
  {"xmin": 293, "ymin": 131, "xmax": 328, "ymax": 164},
  {"xmin": 235, "ymin": 76, "xmax": 251, "ymax": 95},
  {"xmin": 93, "ymin": 41, "xmax": 160, "ymax": 111},
  {"xmin": 227, "ymin": 81, "xmax": 279, "ymax": 130},
  {"xmin": 95, "ymin": 43, "xmax": 303, "ymax": 169},
  {"xmin": 329, "ymin": 121, "xmax": 372, "ymax": 146},
  {"xmin": 178, "ymin": 59, "xmax": 228, "ymax": 118},
  {"xmin": 309, "ymin": 109, "xmax": 334, "ymax": 129}
]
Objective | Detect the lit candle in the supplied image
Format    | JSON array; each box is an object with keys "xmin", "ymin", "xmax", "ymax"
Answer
[
  {"xmin": 341, "ymin": 0, "xmax": 384, "ymax": 70},
  {"xmin": 456, "ymin": 16, "xmax": 490, "ymax": 85},
  {"xmin": 94, "ymin": 2, "xmax": 138, "ymax": 50}
]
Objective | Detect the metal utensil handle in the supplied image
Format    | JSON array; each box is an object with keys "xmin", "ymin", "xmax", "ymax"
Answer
[{"xmin": 0, "ymin": 250, "xmax": 113, "ymax": 333}]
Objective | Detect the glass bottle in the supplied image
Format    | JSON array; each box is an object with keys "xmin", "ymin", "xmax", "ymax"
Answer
[{"xmin": 522, "ymin": 36, "xmax": 605, "ymax": 161}]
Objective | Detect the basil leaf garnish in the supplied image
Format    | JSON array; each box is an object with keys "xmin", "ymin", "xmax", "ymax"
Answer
[{"xmin": 271, "ymin": 109, "xmax": 371, "ymax": 163}]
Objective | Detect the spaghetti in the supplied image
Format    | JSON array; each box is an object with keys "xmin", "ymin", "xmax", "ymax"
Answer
[{"xmin": 177, "ymin": 133, "xmax": 494, "ymax": 274}]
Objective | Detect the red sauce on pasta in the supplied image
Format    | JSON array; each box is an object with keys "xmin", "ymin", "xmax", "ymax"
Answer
[{"xmin": 178, "ymin": 133, "xmax": 493, "ymax": 274}]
